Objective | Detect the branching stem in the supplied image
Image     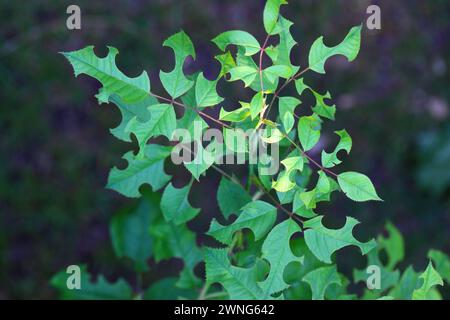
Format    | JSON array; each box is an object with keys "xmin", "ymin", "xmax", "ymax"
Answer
[{"xmin": 265, "ymin": 67, "xmax": 310, "ymax": 119}]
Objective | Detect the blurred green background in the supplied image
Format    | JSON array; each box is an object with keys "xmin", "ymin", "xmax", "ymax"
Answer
[{"xmin": 0, "ymin": 0, "xmax": 449, "ymax": 299}]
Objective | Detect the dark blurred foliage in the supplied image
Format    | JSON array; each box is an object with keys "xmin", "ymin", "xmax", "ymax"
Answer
[{"xmin": 0, "ymin": 0, "xmax": 449, "ymax": 299}]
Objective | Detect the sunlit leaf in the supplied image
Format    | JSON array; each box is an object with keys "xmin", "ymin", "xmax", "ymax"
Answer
[
  {"xmin": 213, "ymin": 30, "xmax": 261, "ymax": 56},
  {"xmin": 195, "ymin": 72, "xmax": 224, "ymax": 108},
  {"xmin": 298, "ymin": 113, "xmax": 322, "ymax": 151},
  {"xmin": 338, "ymin": 171, "xmax": 382, "ymax": 202},
  {"xmin": 61, "ymin": 46, "xmax": 150, "ymax": 103},
  {"xmin": 279, "ymin": 96, "xmax": 300, "ymax": 134},
  {"xmin": 160, "ymin": 30, "xmax": 196, "ymax": 98},
  {"xmin": 304, "ymin": 216, "xmax": 377, "ymax": 263},
  {"xmin": 207, "ymin": 201, "xmax": 277, "ymax": 245},
  {"xmin": 321, "ymin": 130, "xmax": 352, "ymax": 168},
  {"xmin": 412, "ymin": 262, "xmax": 443, "ymax": 300},
  {"xmin": 125, "ymin": 103, "xmax": 176, "ymax": 154},
  {"xmin": 308, "ymin": 25, "xmax": 362, "ymax": 74},
  {"xmin": 263, "ymin": 0, "xmax": 287, "ymax": 34}
]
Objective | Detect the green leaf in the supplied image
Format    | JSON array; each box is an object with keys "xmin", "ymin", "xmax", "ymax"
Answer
[
  {"xmin": 250, "ymin": 91, "xmax": 265, "ymax": 120},
  {"xmin": 279, "ymin": 97, "xmax": 300, "ymax": 134},
  {"xmin": 293, "ymin": 170, "xmax": 339, "ymax": 218},
  {"xmin": 299, "ymin": 189, "xmax": 317, "ymax": 209},
  {"xmin": 106, "ymin": 144, "xmax": 172, "ymax": 198},
  {"xmin": 215, "ymin": 51, "xmax": 237, "ymax": 78},
  {"xmin": 223, "ymin": 127, "xmax": 248, "ymax": 153},
  {"xmin": 389, "ymin": 266, "xmax": 420, "ymax": 300},
  {"xmin": 144, "ymin": 278, "xmax": 197, "ymax": 300},
  {"xmin": 229, "ymin": 66, "xmax": 259, "ymax": 87},
  {"xmin": 160, "ymin": 181, "xmax": 200, "ymax": 225},
  {"xmin": 337, "ymin": 171, "xmax": 382, "ymax": 202},
  {"xmin": 150, "ymin": 215, "xmax": 202, "ymax": 289},
  {"xmin": 295, "ymin": 78, "xmax": 336, "ymax": 120},
  {"xmin": 183, "ymin": 141, "xmax": 216, "ymax": 180},
  {"xmin": 321, "ymin": 130, "xmax": 352, "ymax": 168},
  {"xmin": 272, "ymin": 171, "xmax": 294, "ymax": 193},
  {"xmin": 207, "ymin": 201, "xmax": 277, "ymax": 245},
  {"xmin": 293, "ymin": 191, "xmax": 317, "ymax": 218},
  {"xmin": 274, "ymin": 16, "xmax": 299, "ymax": 76},
  {"xmin": 389, "ymin": 267, "xmax": 443, "ymax": 300},
  {"xmin": 51, "ymin": 265, "xmax": 133, "ymax": 300},
  {"xmin": 286, "ymin": 238, "xmax": 355, "ymax": 300},
  {"xmin": 262, "ymin": 127, "xmax": 285, "ymax": 144},
  {"xmin": 265, "ymin": 45, "xmax": 278, "ymax": 62},
  {"xmin": 316, "ymin": 170, "xmax": 331, "ymax": 193},
  {"xmin": 308, "ymin": 25, "xmax": 362, "ymax": 74},
  {"xmin": 219, "ymin": 103, "xmax": 251, "ymax": 122},
  {"xmin": 125, "ymin": 103, "xmax": 176, "ymax": 154},
  {"xmin": 389, "ymin": 265, "xmax": 442, "ymax": 300},
  {"xmin": 272, "ymin": 156, "xmax": 304, "ymax": 192},
  {"xmin": 259, "ymin": 219, "xmax": 303, "ymax": 297},
  {"xmin": 179, "ymin": 75, "xmax": 199, "ymax": 107},
  {"xmin": 195, "ymin": 72, "xmax": 224, "ymax": 108},
  {"xmin": 311, "ymin": 90, "xmax": 336, "ymax": 120},
  {"xmin": 280, "ymin": 155, "xmax": 304, "ymax": 173},
  {"xmin": 294, "ymin": 77, "xmax": 309, "ymax": 95},
  {"xmin": 107, "ymin": 94, "xmax": 155, "ymax": 142},
  {"xmin": 160, "ymin": 30, "xmax": 196, "ymax": 99},
  {"xmin": 428, "ymin": 250, "xmax": 450, "ymax": 283},
  {"xmin": 110, "ymin": 194, "xmax": 157, "ymax": 272},
  {"xmin": 277, "ymin": 188, "xmax": 297, "ymax": 205},
  {"xmin": 284, "ymin": 239, "xmax": 327, "ymax": 300},
  {"xmin": 378, "ymin": 222, "xmax": 404, "ymax": 270},
  {"xmin": 176, "ymin": 82, "xmax": 210, "ymax": 142},
  {"xmin": 298, "ymin": 114, "xmax": 322, "ymax": 151},
  {"xmin": 61, "ymin": 46, "xmax": 150, "ymax": 103},
  {"xmin": 217, "ymin": 177, "xmax": 252, "ymax": 219},
  {"xmin": 257, "ymin": 152, "xmax": 276, "ymax": 190},
  {"xmin": 204, "ymin": 248, "xmax": 264, "ymax": 299},
  {"xmin": 264, "ymin": 65, "xmax": 292, "ymax": 83},
  {"xmin": 304, "ymin": 216, "xmax": 377, "ymax": 263},
  {"xmin": 412, "ymin": 262, "xmax": 444, "ymax": 300},
  {"xmin": 213, "ymin": 30, "xmax": 261, "ymax": 56},
  {"xmin": 295, "ymin": 171, "xmax": 338, "ymax": 212},
  {"xmin": 325, "ymin": 274, "xmax": 355, "ymax": 300},
  {"xmin": 177, "ymin": 106, "xmax": 209, "ymax": 143},
  {"xmin": 302, "ymin": 265, "xmax": 341, "ymax": 300},
  {"xmin": 263, "ymin": 0, "xmax": 287, "ymax": 34},
  {"xmin": 425, "ymin": 288, "xmax": 443, "ymax": 300},
  {"xmin": 236, "ymin": 47, "xmax": 278, "ymax": 92}
]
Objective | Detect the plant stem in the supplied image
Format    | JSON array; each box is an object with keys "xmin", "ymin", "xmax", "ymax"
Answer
[
  {"xmin": 283, "ymin": 134, "xmax": 338, "ymax": 178},
  {"xmin": 265, "ymin": 67, "xmax": 310, "ymax": 116},
  {"xmin": 250, "ymin": 175, "xmax": 303, "ymax": 224},
  {"xmin": 204, "ymin": 291, "xmax": 228, "ymax": 300},
  {"xmin": 259, "ymin": 35, "xmax": 271, "ymax": 93},
  {"xmin": 197, "ymin": 282, "xmax": 211, "ymax": 300}
]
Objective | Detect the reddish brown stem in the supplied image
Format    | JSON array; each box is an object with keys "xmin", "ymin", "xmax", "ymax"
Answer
[{"xmin": 149, "ymin": 91, "xmax": 232, "ymax": 129}]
